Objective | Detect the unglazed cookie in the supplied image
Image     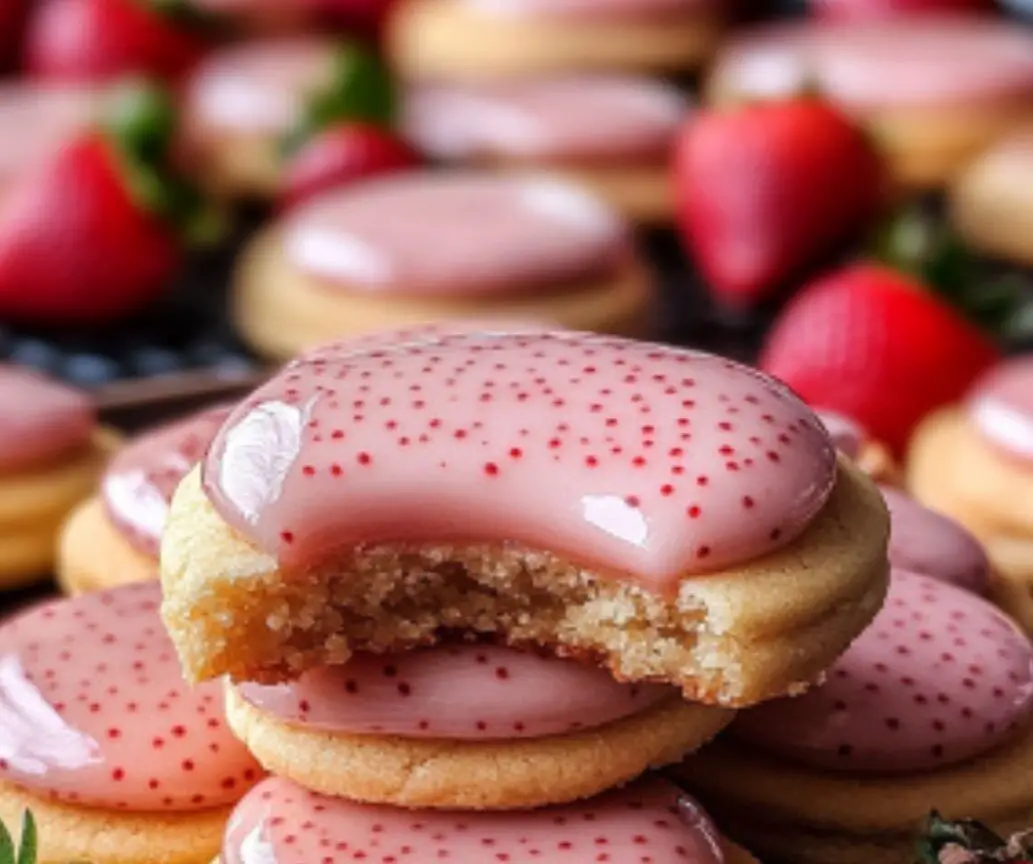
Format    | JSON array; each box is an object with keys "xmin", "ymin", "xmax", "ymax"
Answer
[
  {"xmin": 403, "ymin": 76, "xmax": 689, "ymax": 223},
  {"xmin": 817, "ymin": 410, "xmax": 900, "ymax": 485},
  {"xmin": 0, "ymin": 582, "xmax": 263, "ymax": 864},
  {"xmin": 57, "ymin": 405, "xmax": 232, "ymax": 596},
  {"xmin": 909, "ymin": 356, "xmax": 1033, "ymax": 631},
  {"xmin": 0, "ymin": 364, "xmax": 115, "ymax": 588},
  {"xmin": 232, "ymin": 172, "xmax": 655, "ymax": 360},
  {"xmin": 678, "ymin": 569, "xmax": 1033, "ymax": 864},
  {"xmin": 706, "ymin": 17, "xmax": 1033, "ymax": 189},
  {"xmin": 951, "ymin": 125, "xmax": 1033, "ymax": 266},
  {"xmin": 389, "ymin": 0, "xmax": 723, "ymax": 81},
  {"xmin": 225, "ymin": 642, "xmax": 732, "ymax": 809},
  {"xmin": 216, "ymin": 776, "xmax": 759, "ymax": 864},
  {"xmin": 160, "ymin": 328, "xmax": 890, "ymax": 706}
]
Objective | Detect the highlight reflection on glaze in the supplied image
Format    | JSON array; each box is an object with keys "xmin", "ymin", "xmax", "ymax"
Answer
[{"xmin": 968, "ymin": 357, "xmax": 1033, "ymax": 462}]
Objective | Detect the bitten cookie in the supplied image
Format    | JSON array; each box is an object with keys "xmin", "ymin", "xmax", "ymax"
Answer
[
  {"xmin": 216, "ymin": 775, "xmax": 759, "ymax": 864},
  {"xmin": 160, "ymin": 328, "xmax": 889, "ymax": 706},
  {"xmin": 706, "ymin": 17, "xmax": 1033, "ymax": 189},
  {"xmin": 678, "ymin": 569, "xmax": 1033, "ymax": 864},
  {"xmin": 225, "ymin": 642, "xmax": 732, "ymax": 809},
  {"xmin": 403, "ymin": 76, "xmax": 689, "ymax": 224},
  {"xmin": 0, "ymin": 364, "xmax": 115, "ymax": 588},
  {"xmin": 0, "ymin": 582, "xmax": 263, "ymax": 864},
  {"xmin": 58, "ymin": 405, "xmax": 232, "ymax": 595},
  {"xmin": 909, "ymin": 356, "xmax": 1033, "ymax": 630},
  {"xmin": 817, "ymin": 410, "xmax": 900, "ymax": 485},
  {"xmin": 232, "ymin": 172, "xmax": 656, "ymax": 360}
]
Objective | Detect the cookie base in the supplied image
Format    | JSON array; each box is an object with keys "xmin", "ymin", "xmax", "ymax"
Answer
[
  {"xmin": 0, "ymin": 781, "xmax": 231, "ymax": 864},
  {"xmin": 224, "ymin": 686, "xmax": 732, "ymax": 809}
]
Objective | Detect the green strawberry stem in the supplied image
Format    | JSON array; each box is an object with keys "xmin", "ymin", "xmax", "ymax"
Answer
[
  {"xmin": 104, "ymin": 79, "xmax": 225, "ymax": 247},
  {"xmin": 916, "ymin": 812, "xmax": 1033, "ymax": 864},
  {"xmin": 282, "ymin": 41, "xmax": 397, "ymax": 156},
  {"xmin": 0, "ymin": 811, "xmax": 37, "ymax": 864}
]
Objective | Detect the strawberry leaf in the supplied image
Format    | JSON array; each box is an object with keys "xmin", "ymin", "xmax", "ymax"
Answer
[
  {"xmin": 15, "ymin": 812, "xmax": 35, "ymax": 864},
  {"xmin": 0, "ymin": 815, "xmax": 15, "ymax": 864}
]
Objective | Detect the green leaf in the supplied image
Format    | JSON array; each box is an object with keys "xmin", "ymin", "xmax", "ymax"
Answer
[
  {"xmin": 0, "ymin": 815, "xmax": 16, "ymax": 864},
  {"xmin": 916, "ymin": 811, "xmax": 1008, "ymax": 863},
  {"xmin": 144, "ymin": 0, "xmax": 226, "ymax": 33},
  {"xmin": 15, "ymin": 812, "xmax": 35, "ymax": 864}
]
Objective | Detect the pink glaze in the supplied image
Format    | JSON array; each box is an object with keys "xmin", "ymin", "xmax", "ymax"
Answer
[
  {"xmin": 183, "ymin": 38, "xmax": 333, "ymax": 135},
  {"xmin": 202, "ymin": 330, "xmax": 837, "ymax": 587},
  {"xmin": 881, "ymin": 487, "xmax": 990, "ymax": 594},
  {"xmin": 463, "ymin": 0, "xmax": 713, "ymax": 21},
  {"xmin": 815, "ymin": 410, "xmax": 865, "ymax": 459},
  {"xmin": 0, "ymin": 582, "xmax": 262, "ymax": 810},
  {"xmin": 282, "ymin": 173, "xmax": 631, "ymax": 298},
  {"xmin": 102, "ymin": 406, "xmax": 233, "ymax": 558},
  {"xmin": 404, "ymin": 77, "xmax": 688, "ymax": 164},
  {"xmin": 967, "ymin": 356, "xmax": 1033, "ymax": 463},
  {"xmin": 235, "ymin": 643, "xmax": 674, "ymax": 738},
  {"xmin": 735, "ymin": 570, "xmax": 1033, "ymax": 772},
  {"xmin": 0, "ymin": 364, "xmax": 95, "ymax": 473},
  {"xmin": 0, "ymin": 85, "xmax": 98, "ymax": 197},
  {"xmin": 223, "ymin": 776, "xmax": 728, "ymax": 864},
  {"xmin": 710, "ymin": 18, "xmax": 1033, "ymax": 110}
]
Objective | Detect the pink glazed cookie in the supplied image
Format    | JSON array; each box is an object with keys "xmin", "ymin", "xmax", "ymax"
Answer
[
  {"xmin": 160, "ymin": 327, "xmax": 889, "ymax": 707},
  {"xmin": 816, "ymin": 409, "xmax": 900, "ymax": 484},
  {"xmin": 57, "ymin": 405, "xmax": 232, "ymax": 596},
  {"xmin": 0, "ymin": 582, "xmax": 263, "ymax": 864},
  {"xmin": 679, "ymin": 569, "xmax": 1033, "ymax": 864},
  {"xmin": 706, "ymin": 17, "xmax": 1033, "ymax": 189},
  {"xmin": 214, "ymin": 776, "xmax": 759, "ymax": 864},
  {"xmin": 232, "ymin": 171, "xmax": 656, "ymax": 360},
  {"xmin": 0, "ymin": 364, "xmax": 114, "ymax": 588},
  {"xmin": 403, "ymin": 75, "xmax": 689, "ymax": 223},
  {"xmin": 909, "ymin": 355, "xmax": 1033, "ymax": 632}
]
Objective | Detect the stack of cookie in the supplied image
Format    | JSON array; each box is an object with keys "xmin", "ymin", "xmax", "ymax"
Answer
[{"xmin": 158, "ymin": 327, "xmax": 891, "ymax": 861}]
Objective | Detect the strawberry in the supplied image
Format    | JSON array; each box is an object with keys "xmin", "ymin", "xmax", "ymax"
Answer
[
  {"xmin": 674, "ymin": 98, "xmax": 885, "ymax": 310},
  {"xmin": 0, "ymin": 811, "xmax": 36, "ymax": 864},
  {"xmin": 918, "ymin": 812, "xmax": 1033, "ymax": 864},
  {"xmin": 812, "ymin": 0, "xmax": 990, "ymax": 20},
  {"xmin": 0, "ymin": 81, "xmax": 218, "ymax": 324},
  {"xmin": 0, "ymin": 0, "xmax": 28, "ymax": 72},
  {"xmin": 306, "ymin": 0, "xmax": 396, "ymax": 41},
  {"xmin": 759, "ymin": 263, "xmax": 1001, "ymax": 454},
  {"xmin": 24, "ymin": 0, "xmax": 210, "ymax": 83},
  {"xmin": 280, "ymin": 122, "xmax": 419, "ymax": 210}
]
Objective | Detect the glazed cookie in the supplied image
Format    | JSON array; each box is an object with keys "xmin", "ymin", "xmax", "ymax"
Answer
[
  {"xmin": 232, "ymin": 172, "xmax": 656, "ymax": 360},
  {"xmin": 817, "ymin": 410, "xmax": 900, "ymax": 485},
  {"xmin": 909, "ymin": 356, "xmax": 1033, "ymax": 631},
  {"xmin": 225, "ymin": 642, "xmax": 732, "ymax": 809},
  {"xmin": 217, "ymin": 775, "xmax": 759, "ymax": 864},
  {"xmin": 403, "ymin": 76, "xmax": 689, "ymax": 224},
  {"xmin": 0, "ymin": 582, "xmax": 263, "ymax": 864},
  {"xmin": 678, "ymin": 569, "xmax": 1033, "ymax": 864},
  {"xmin": 57, "ymin": 405, "xmax": 232, "ymax": 596},
  {"xmin": 388, "ymin": 0, "xmax": 722, "ymax": 81},
  {"xmin": 951, "ymin": 125, "xmax": 1033, "ymax": 266},
  {"xmin": 706, "ymin": 17, "xmax": 1033, "ymax": 189},
  {"xmin": 0, "ymin": 364, "xmax": 115, "ymax": 588},
  {"xmin": 160, "ymin": 328, "xmax": 890, "ymax": 706}
]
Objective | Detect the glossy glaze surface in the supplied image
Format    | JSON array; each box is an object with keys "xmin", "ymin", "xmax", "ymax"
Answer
[{"xmin": 968, "ymin": 356, "xmax": 1033, "ymax": 462}]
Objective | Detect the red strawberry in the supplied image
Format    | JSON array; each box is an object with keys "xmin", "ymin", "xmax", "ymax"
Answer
[
  {"xmin": 24, "ymin": 0, "xmax": 208, "ymax": 82},
  {"xmin": 674, "ymin": 98, "xmax": 885, "ymax": 309},
  {"xmin": 813, "ymin": 0, "xmax": 990, "ymax": 20},
  {"xmin": 759, "ymin": 262, "xmax": 1001, "ymax": 453},
  {"xmin": 0, "ymin": 82, "xmax": 216, "ymax": 324},
  {"xmin": 280, "ymin": 122, "xmax": 419, "ymax": 210}
]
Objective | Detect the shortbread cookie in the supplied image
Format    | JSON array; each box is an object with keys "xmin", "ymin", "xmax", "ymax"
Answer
[
  {"xmin": 707, "ymin": 17, "xmax": 1033, "ymax": 189},
  {"xmin": 232, "ymin": 173, "xmax": 655, "ymax": 360},
  {"xmin": 160, "ymin": 329, "xmax": 890, "ymax": 706},
  {"xmin": 403, "ymin": 76, "xmax": 689, "ymax": 223},
  {"xmin": 0, "ymin": 582, "xmax": 263, "ymax": 864},
  {"xmin": 817, "ymin": 410, "xmax": 900, "ymax": 484},
  {"xmin": 678, "ymin": 569, "xmax": 1033, "ymax": 864},
  {"xmin": 217, "ymin": 775, "xmax": 759, "ymax": 864},
  {"xmin": 58, "ymin": 405, "xmax": 232, "ymax": 595},
  {"xmin": 225, "ymin": 642, "xmax": 732, "ymax": 809}
]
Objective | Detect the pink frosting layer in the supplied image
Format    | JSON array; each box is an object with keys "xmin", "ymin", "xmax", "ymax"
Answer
[
  {"xmin": 282, "ymin": 173, "xmax": 631, "ymax": 298},
  {"xmin": 102, "ymin": 406, "xmax": 233, "ymax": 558},
  {"xmin": 223, "ymin": 776, "xmax": 728, "ymax": 864},
  {"xmin": 815, "ymin": 410, "xmax": 865, "ymax": 459},
  {"xmin": 0, "ymin": 85, "xmax": 98, "ymax": 199},
  {"xmin": 967, "ymin": 356, "xmax": 1033, "ymax": 463},
  {"xmin": 711, "ymin": 18, "xmax": 1033, "ymax": 110},
  {"xmin": 404, "ymin": 77, "xmax": 688, "ymax": 164},
  {"xmin": 202, "ymin": 330, "xmax": 837, "ymax": 588},
  {"xmin": 735, "ymin": 570, "xmax": 1033, "ymax": 773},
  {"xmin": 0, "ymin": 582, "xmax": 262, "ymax": 810},
  {"xmin": 0, "ymin": 364, "xmax": 95, "ymax": 473},
  {"xmin": 881, "ymin": 487, "xmax": 990, "ymax": 594},
  {"xmin": 235, "ymin": 643, "xmax": 673, "ymax": 738},
  {"xmin": 183, "ymin": 38, "xmax": 333, "ymax": 136},
  {"xmin": 463, "ymin": 0, "xmax": 713, "ymax": 21}
]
